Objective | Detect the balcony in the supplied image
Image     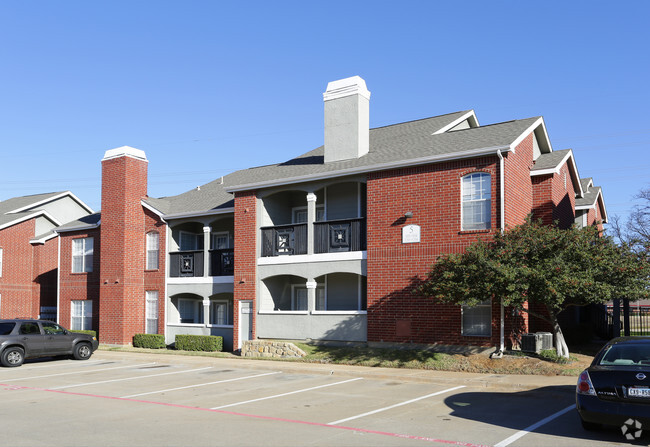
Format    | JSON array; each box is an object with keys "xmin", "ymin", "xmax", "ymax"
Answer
[
  {"xmin": 261, "ymin": 218, "xmax": 365, "ymax": 257},
  {"xmin": 261, "ymin": 224, "xmax": 307, "ymax": 257},
  {"xmin": 169, "ymin": 249, "xmax": 235, "ymax": 278},
  {"xmin": 314, "ymin": 218, "xmax": 366, "ymax": 253}
]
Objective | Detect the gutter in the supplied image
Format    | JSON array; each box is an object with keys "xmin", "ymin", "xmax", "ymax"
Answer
[{"xmin": 493, "ymin": 149, "xmax": 506, "ymax": 359}]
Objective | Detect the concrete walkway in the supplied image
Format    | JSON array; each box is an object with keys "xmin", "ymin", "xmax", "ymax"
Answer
[{"xmin": 94, "ymin": 349, "xmax": 579, "ymax": 392}]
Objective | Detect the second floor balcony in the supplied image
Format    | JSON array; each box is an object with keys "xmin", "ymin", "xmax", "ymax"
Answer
[
  {"xmin": 261, "ymin": 218, "xmax": 365, "ymax": 257},
  {"xmin": 169, "ymin": 249, "xmax": 234, "ymax": 278}
]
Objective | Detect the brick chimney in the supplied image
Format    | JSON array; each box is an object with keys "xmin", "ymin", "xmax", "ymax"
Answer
[
  {"xmin": 98, "ymin": 146, "xmax": 148, "ymax": 344},
  {"xmin": 323, "ymin": 76, "xmax": 371, "ymax": 163}
]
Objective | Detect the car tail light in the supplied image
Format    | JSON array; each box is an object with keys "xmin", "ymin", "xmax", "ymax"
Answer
[{"xmin": 577, "ymin": 370, "xmax": 596, "ymax": 396}]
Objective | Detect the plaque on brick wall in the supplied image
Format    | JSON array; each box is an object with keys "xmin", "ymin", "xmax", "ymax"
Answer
[{"xmin": 402, "ymin": 224, "xmax": 420, "ymax": 243}]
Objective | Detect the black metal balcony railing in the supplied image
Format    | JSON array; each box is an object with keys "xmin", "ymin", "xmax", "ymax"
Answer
[
  {"xmin": 314, "ymin": 218, "xmax": 366, "ymax": 253},
  {"xmin": 210, "ymin": 249, "xmax": 234, "ymax": 276},
  {"xmin": 169, "ymin": 249, "xmax": 235, "ymax": 278},
  {"xmin": 169, "ymin": 251, "xmax": 203, "ymax": 277},
  {"xmin": 261, "ymin": 219, "xmax": 366, "ymax": 257},
  {"xmin": 261, "ymin": 224, "xmax": 307, "ymax": 257}
]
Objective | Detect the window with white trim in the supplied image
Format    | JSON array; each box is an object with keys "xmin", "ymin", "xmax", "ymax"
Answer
[
  {"xmin": 292, "ymin": 205, "xmax": 325, "ymax": 223},
  {"xmin": 178, "ymin": 298, "xmax": 203, "ymax": 324},
  {"xmin": 462, "ymin": 173, "xmax": 491, "ymax": 230},
  {"xmin": 462, "ymin": 299, "xmax": 491, "ymax": 336},
  {"xmin": 72, "ymin": 237, "xmax": 93, "ymax": 273},
  {"xmin": 210, "ymin": 300, "xmax": 233, "ymax": 326},
  {"xmin": 146, "ymin": 232, "xmax": 159, "ymax": 270},
  {"xmin": 211, "ymin": 232, "xmax": 230, "ymax": 250},
  {"xmin": 71, "ymin": 300, "xmax": 92, "ymax": 330},
  {"xmin": 291, "ymin": 286, "xmax": 308, "ymax": 311},
  {"xmin": 179, "ymin": 231, "xmax": 203, "ymax": 251},
  {"xmin": 145, "ymin": 291, "xmax": 158, "ymax": 334}
]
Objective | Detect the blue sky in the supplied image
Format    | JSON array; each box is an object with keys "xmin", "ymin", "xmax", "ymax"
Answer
[{"xmin": 1, "ymin": 1, "xmax": 648, "ymax": 228}]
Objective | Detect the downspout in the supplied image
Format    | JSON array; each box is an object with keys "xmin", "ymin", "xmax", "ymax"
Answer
[
  {"xmin": 493, "ymin": 149, "xmax": 506, "ymax": 358},
  {"xmin": 56, "ymin": 234, "xmax": 61, "ymax": 323}
]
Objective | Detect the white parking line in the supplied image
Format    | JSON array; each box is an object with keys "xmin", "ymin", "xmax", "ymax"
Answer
[
  {"xmin": 328, "ymin": 385, "xmax": 466, "ymax": 425},
  {"xmin": 121, "ymin": 371, "xmax": 282, "ymax": 398},
  {"xmin": 0, "ymin": 363, "xmax": 157, "ymax": 382},
  {"xmin": 49, "ymin": 366, "xmax": 213, "ymax": 390},
  {"xmin": 210, "ymin": 377, "xmax": 363, "ymax": 410},
  {"xmin": 493, "ymin": 404, "xmax": 575, "ymax": 447}
]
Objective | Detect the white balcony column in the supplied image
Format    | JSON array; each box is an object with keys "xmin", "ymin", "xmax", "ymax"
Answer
[
  {"xmin": 306, "ymin": 280, "xmax": 317, "ymax": 312},
  {"xmin": 306, "ymin": 193, "xmax": 317, "ymax": 255},
  {"xmin": 203, "ymin": 299, "xmax": 211, "ymax": 325},
  {"xmin": 203, "ymin": 226, "xmax": 211, "ymax": 278}
]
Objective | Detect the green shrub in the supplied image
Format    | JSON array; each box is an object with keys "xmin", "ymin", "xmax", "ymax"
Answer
[
  {"xmin": 175, "ymin": 334, "xmax": 223, "ymax": 352},
  {"xmin": 71, "ymin": 330, "xmax": 97, "ymax": 338},
  {"xmin": 133, "ymin": 333, "xmax": 166, "ymax": 349}
]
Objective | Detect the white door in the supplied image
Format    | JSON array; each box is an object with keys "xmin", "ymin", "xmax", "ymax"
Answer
[{"xmin": 239, "ymin": 301, "xmax": 253, "ymax": 349}]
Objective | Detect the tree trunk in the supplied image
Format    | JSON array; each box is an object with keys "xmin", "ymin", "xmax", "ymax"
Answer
[{"xmin": 546, "ymin": 304, "xmax": 570, "ymax": 358}]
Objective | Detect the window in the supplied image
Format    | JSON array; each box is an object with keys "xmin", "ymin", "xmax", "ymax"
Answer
[
  {"xmin": 292, "ymin": 205, "xmax": 325, "ymax": 223},
  {"xmin": 210, "ymin": 300, "xmax": 233, "ymax": 326},
  {"xmin": 0, "ymin": 247, "xmax": 3, "ymax": 278},
  {"xmin": 211, "ymin": 232, "xmax": 230, "ymax": 250},
  {"xmin": 146, "ymin": 232, "xmax": 159, "ymax": 270},
  {"xmin": 42, "ymin": 321, "xmax": 67, "ymax": 335},
  {"xmin": 72, "ymin": 237, "xmax": 93, "ymax": 273},
  {"xmin": 145, "ymin": 291, "xmax": 158, "ymax": 334},
  {"xmin": 291, "ymin": 286, "xmax": 308, "ymax": 311},
  {"xmin": 462, "ymin": 300, "xmax": 491, "ymax": 336},
  {"xmin": 462, "ymin": 173, "xmax": 491, "ymax": 230},
  {"xmin": 178, "ymin": 298, "xmax": 203, "ymax": 324},
  {"xmin": 71, "ymin": 300, "xmax": 92, "ymax": 330},
  {"xmin": 180, "ymin": 232, "xmax": 203, "ymax": 251}
]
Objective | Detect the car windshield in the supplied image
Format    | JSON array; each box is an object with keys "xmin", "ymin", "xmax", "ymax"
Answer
[
  {"xmin": 599, "ymin": 343, "xmax": 650, "ymax": 366},
  {"xmin": 0, "ymin": 322, "xmax": 16, "ymax": 335}
]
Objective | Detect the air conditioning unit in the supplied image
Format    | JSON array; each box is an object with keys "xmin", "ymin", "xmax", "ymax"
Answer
[{"xmin": 521, "ymin": 332, "xmax": 553, "ymax": 353}]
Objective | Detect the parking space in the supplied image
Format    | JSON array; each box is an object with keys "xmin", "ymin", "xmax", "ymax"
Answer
[{"xmin": 0, "ymin": 351, "xmax": 637, "ymax": 446}]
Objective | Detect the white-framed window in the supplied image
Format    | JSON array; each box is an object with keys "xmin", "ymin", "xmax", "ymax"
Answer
[
  {"xmin": 462, "ymin": 299, "xmax": 491, "ymax": 336},
  {"xmin": 291, "ymin": 285, "xmax": 308, "ymax": 311},
  {"xmin": 315, "ymin": 275, "xmax": 367, "ymax": 311},
  {"xmin": 71, "ymin": 300, "xmax": 92, "ymax": 330},
  {"xmin": 0, "ymin": 247, "xmax": 3, "ymax": 278},
  {"xmin": 178, "ymin": 298, "xmax": 203, "ymax": 324},
  {"xmin": 462, "ymin": 173, "xmax": 491, "ymax": 230},
  {"xmin": 210, "ymin": 300, "xmax": 233, "ymax": 326},
  {"xmin": 146, "ymin": 232, "xmax": 159, "ymax": 270},
  {"xmin": 145, "ymin": 291, "xmax": 158, "ymax": 334},
  {"xmin": 72, "ymin": 237, "xmax": 93, "ymax": 273},
  {"xmin": 179, "ymin": 231, "xmax": 203, "ymax": 251},
  {"xmin": 292, "ymin": 205, "xmax": 325, "ymax": 223},
  {"xmin": 211, "ymin": 232, "xmax": 230, "ymax": 250}
]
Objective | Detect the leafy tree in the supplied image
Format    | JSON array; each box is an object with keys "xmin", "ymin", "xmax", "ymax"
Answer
[{"xmin": 419, "ymin": 218, "xmax": 649, "ymax": 358}]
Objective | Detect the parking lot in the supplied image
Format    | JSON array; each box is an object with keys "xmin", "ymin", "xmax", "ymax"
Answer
[{"xmin": 0, "ymin": 351, "xmax": 639, "ymax": 446}]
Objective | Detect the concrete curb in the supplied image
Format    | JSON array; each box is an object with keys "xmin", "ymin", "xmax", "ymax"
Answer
[{"xmin": 94, "ymin": 349, "xmax": 579, "ymax": 393}]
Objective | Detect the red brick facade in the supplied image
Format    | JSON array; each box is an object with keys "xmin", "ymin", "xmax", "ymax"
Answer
[
  {"xmin": 366, "ymin": 156, "xmax": 504, "ymax": 346},
  {"xmin": 0, "ymin": 220, "xmax": 57, "ymax": 319},
  {"xmin": 97, "ymin": 153, "xmax": 166, "ymax": 344},
  {"xmin": 58, "ymin": 228, "xmax": 101, "ymax": 329},
  {"xmin": 233, "ymin": 191, "xmax": 257, "ymax": 350}
]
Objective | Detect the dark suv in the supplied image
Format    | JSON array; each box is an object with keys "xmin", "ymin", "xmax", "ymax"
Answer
[{"xmin": 0, "ymin": 319, "xmax": 99, "ymax": 367}]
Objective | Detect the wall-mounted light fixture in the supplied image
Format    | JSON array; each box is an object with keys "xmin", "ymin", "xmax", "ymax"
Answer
[{"xmin": 404, "ymin": 212, "xmax": 413, "ymax": 219}]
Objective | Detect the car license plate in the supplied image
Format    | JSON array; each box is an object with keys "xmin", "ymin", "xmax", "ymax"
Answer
[{"xmin": 629, "ymin": 387, "xmax": 650, "ymax": 398}]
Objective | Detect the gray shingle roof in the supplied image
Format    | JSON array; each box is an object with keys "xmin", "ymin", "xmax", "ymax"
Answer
[
  {"xmin": 140, "ymin": 112, "xmax": 544, "ymax": 217},
  {"xmin": 55, "ymin": 213, "xmax": 101, "ymax": 232},
  {"xmin": 0, "ymin": 192, "xmax": 67, "ymax": 228},
  {"xmin": 530, "ymin": 149, "xmax": 572, "ymax": 173},
  {"xmin": 223, "ymin": 115, "xmax": 542, "ymax": 191},
  {"xmin": 576, "ymin": 185, "xmax": 602, "ymax": 207}
]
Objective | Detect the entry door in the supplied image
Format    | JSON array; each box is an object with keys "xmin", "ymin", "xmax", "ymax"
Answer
[{"xmin": 239, "ymin": 301, "xmax": 253, "ymax": 349}]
